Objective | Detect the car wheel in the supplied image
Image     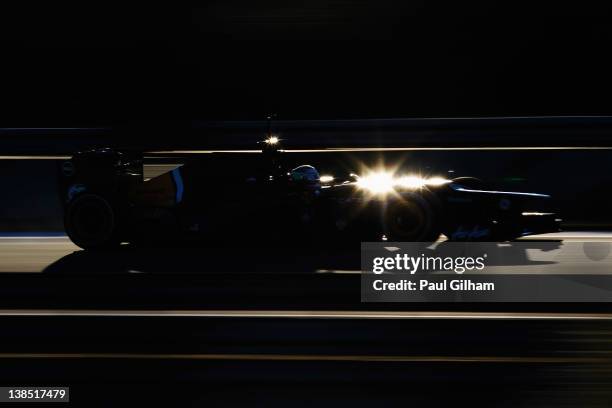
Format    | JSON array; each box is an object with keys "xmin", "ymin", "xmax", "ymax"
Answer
[
  {"xmin": 64, "ymin": 194, "xmax": 122, "ymax": 250},
  {"xmin": 383, "ymin": 194, "xmax": 440, "ymax": 242}
]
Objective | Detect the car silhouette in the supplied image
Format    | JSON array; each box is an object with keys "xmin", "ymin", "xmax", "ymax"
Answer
[{"xmin": 58, "ymin": 139, "xmax": 561, "ymax": 249}]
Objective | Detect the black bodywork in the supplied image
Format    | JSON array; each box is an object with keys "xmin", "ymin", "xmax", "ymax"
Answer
[{"xmin": 58, "ymin": 144, "xmax": 561, "ymax": 249}]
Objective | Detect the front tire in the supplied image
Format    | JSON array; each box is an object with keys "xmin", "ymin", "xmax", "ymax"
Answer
[
  {"xmin": 64, "ymin": 194, "xmax": 123, "ymax": 250},
  {"xmin": 383, "ymin": 194, "xmax": 440, "ymax": 242}
]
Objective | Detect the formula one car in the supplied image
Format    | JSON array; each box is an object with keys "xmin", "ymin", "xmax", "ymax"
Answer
[{"xmin": 58, "ymin": 138, "xmax": 561, "ymax": 249}]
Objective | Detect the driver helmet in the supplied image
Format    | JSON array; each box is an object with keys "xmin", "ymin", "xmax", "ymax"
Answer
[{"xmin": 290, "ymin": 165, "xmax": 320, "ymax": 183}]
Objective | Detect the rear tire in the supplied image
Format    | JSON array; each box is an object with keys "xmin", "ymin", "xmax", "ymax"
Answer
[{"xmin": 64, "ymin": 194, "xmax": 123, "ymax": 250}]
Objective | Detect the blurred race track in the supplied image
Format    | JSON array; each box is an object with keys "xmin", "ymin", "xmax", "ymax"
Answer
[
  {"xmin": 2, "ymin": 232, "xmax": 612, "ymax": 274},
  {"xmin": 0, "ymin": 232, "xmax": 611, "ymax": 312},
  {"xmin": 1, "ymin": 233, "xmax": 612, "ymax": 406},
  {"xmin": 1, "ymin": 309, "xmax": 612, "ymax": 406}
]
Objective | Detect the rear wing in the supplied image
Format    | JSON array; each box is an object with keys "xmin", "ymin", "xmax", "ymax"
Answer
[{"xmin": 57, "ymin": 149, "xmax": 143, "ymax": 206}]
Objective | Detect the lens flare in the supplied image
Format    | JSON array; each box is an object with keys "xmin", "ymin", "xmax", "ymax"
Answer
[
  {"xmin": 265, "ymin": 136, "xmax": 280, "ymax": 145},
  {"xmin": 396, "ymin": 176, "xmax": 427, "ymax": 189},
  {"xmin": 355, "ymin": 171, "xmax": 450, "ymax": 194},
  {"xmin": 356, "ymin": 171, "xmax": 396, "ymax": 194},
  {"xmin": 424, "ymin": 177, "xmax": 451, "ymax": 186}
]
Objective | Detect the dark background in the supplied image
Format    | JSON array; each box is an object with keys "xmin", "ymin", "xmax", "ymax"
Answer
[
  {"xmin": 3, "ymin": 4, "xmax": 612, "ymax": 231},
  {"xmin": 2, "ymin": 7, "xmax": 612, "ymax": 406},
  {"xmin": 1, "ymin": 3, "xmax": 611, "ymax": 126}
]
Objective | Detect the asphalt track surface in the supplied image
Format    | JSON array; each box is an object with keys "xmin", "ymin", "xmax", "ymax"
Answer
[
  {"xmin": 0, "ymin": 232, "xmax": 612, "ymax": 311},
  {"xmin": 6, "ymin": 120, "xmax": 612, "ymax": 405},
  {"xmin": 1, "ymin": 231, "xmax": 611, "ymax": 274},
  {"xmin": 2, "ymin": 233, "xmax": 612, "ymax": 406}
]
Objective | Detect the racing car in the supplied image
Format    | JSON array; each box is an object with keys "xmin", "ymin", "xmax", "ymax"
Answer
[{"xmin": 58, "ymin": 138, "xmax": 561, "ymax": 249}]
